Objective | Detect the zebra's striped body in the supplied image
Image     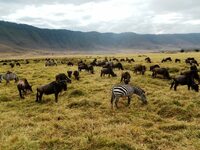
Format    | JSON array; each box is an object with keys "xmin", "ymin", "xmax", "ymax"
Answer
[
  {"xmin": 0, "ymin": 72, "xmax": 19, "ymax": 84},
  {"xmin": 111, "ymin": 84, "xmax": 147, "ymax": 109}
]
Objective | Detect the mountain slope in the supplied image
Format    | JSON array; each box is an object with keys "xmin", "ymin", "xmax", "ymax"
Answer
[{"xmin": 0, "ymin": 21, "xmax": 200, "ymax": 52}]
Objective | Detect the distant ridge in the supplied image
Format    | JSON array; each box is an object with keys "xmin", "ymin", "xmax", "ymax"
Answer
[{"xmin": 0, "ymin": 20, "xmax": 200, "ymax": 52}]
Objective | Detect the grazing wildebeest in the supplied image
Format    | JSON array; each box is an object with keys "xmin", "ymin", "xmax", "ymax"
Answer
[
  {"xmin": 0, "ymin": 71, "xmax": 19, "ymax": 84},
  {"xmin": 73, "ymin": 71, "xmax": 80, "ymax": 80},
  {"xmin": 103, "ymin": 61, "xmax": 113, "ymax": 69},
  {"xmin": 175, "ymin": 59, "xmax": 181, "ymax": 63},
  {"xmin": 87, "ymin": 64, "xmax": 94, "ymax": 74},
  {"xmin": 36, "ymin": 80, "xmax": 67, "ymax": 103},
  {"xmin": 180, "ymin": 70, "xmax": 200, "ymax": 83},
  {"xmin": 152, "ymin": 68, "xmax": 170, "ymax": 79},
  {"xmin": 78, "ymin": 63, "xmax": 88, "ymax": 71},
  {"xmin": 3, "ymin": 62, "xmax": 7, "ymax": 65},
  {"xmin": 170, "ymin": 75, "xmax": 199, "ymax": 92},
  {"xmin": 67, "ymin": 71, "xmax": 73, "ymax": 78},
  {"xmin": 55, "ymin": 73, "xmax": 71, "ymax": 83},
  {"xmin": 25, "ymin": 60, "xmax": 30, "ymax": 64},
  {"xmin": 10, "ymin": 63, "xmax": 14, "ymax": 68},
  {"xmin": 185, "ymin": 57, "xmax": 198, "ymax": 66},
  {"xmin": 161, "ymin": 57, "xmax": 172, "ymax": 63},
  {"xmin": 101, "ymin": 68, "xmax": 117, "ymax": 77},
  {"xmin": 16, "ymin": 62, "xmax": 21, "ymax": 66},
  {"xmin": 45, "ymin": 60, "xmax": 57, "ymax": 66},
  {"xmin": 111, "ymin": 84, "xmax": 147, "ymax": 109},
  {"xmin": 150, "ymin": 64, "xmax": 160, "ymax": 71},
  {"xmin": 121, "ymin": 72, "xmax": 131, "ymax": 84},
  {"xmin": 145, "ymin": 57, "xmax": 151, "ymax": 63},
  {"xmin": 120, "ymin": 58, "xmax": 125, "ymax": 62},
  {"xmin": 17, "ymin": 79, "xmax": 32, "ymax": 99},
  {"xmin": 113, "ymin": 62, "xmax": 124, "ymax": 70},
  {"xmin": 133, "ymin": 64, "xmax": 146, "ymax": 75},
  {"xmin": 67, "ymin": 62, "xmax": 74, "ymax": 66}
]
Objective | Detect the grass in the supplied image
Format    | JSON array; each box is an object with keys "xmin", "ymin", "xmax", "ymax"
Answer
[{"xmin": 0, "ymin": 52, "xmax": 200, "ymax": 150}]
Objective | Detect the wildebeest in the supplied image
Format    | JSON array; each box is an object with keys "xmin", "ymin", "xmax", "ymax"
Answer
[
  {"xmin": 180, "ymin": 69, "xmax": 200, "ymax": 83},
  {"xmin": 152, "ymin": 68, "xmax": 170, "ymax": 79},
  {"xmin": 150, "ymin": 64, "xmax": 160, "ymax": 71},
  {"xmin": 101, "ymin": 68, "xmax": 117, "ymax": 77},
  {"xmin": 73, "ymin": 70, "xmax": 80, "ymax": 80},
  {"xmin": 10, "ymin": 63, "xmax": 14, "ymax": 68},
  {"xmin": 3, "ymin": 62, "xmax": 7, "ymax": 65},
  {"xmin": 16, "ymin": 62, "xmax": 21, "ymax": 66},
  {"xmin": 175, "ymin": 59, "xmax": 181, "ymax": 63},
  {"xmin": 45, "ymin": 60, "xmax": 57, "ymax": 66},
  {"xmin": 113, "ymin": 62, "xmax": 124, "ymax": 70},
  {"xmin": 67, "ymin": 62, "xmax": 74, "ymax": 66},
  {"xmin": 145, "ymin": 57, "xmax": 151, "ymax": 63},
  {"xmin": 121, "ymin": 72, "xmax": 131, "ymax": 84},
  {"xmin": 170, "ymin": 75, "xmax": 199, "ymax": 92},
  {"xmin": 185, "ymin": 57, "xmax": 199, "ymax": 66},
  {"xmin": 133, "ymin": 65, "xmax": 146, "ymax": 75},
  {"xmin": 36, "ymin": 80, "xmax": 67, "ymax": 103},
  {"xmin": 87, "ymin": 64, "xmax": 94, "ymax": 74},
  {"xmin": 0, "ymin": 71, "xmax": 19, "ymax": 84},
  {"xmin": 67, "ymin": 71, "xmax": 73, "ymax": 78},
  {"xmin": 55, "ymin": 73, "xmax": 71, "ymax": 83},
  {"xmin": 161, "ymin": 57, "xmax": 172, "ymax": 63},
  {"xmin": 17, "ymin": 79, "xmax": 32, "ymax": 99}
]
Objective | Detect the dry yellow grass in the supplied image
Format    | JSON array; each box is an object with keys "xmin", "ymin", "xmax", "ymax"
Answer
[{"xmin": 0, "ymin": 52, "xmax": 200, "ymax": 150}]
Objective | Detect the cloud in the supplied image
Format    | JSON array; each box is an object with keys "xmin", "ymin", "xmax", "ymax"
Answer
[{"xmin": 0, "ymin": 0, "xmax": 200, "ymax": 33}]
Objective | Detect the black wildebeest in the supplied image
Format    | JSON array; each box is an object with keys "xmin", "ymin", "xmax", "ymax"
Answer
[
  {"xmin": 73, "ymin": 71, "xmax": 80, "ymax": 80},
  {"xmin": 170, "ymin": 75, "xmax": 199, "ymax": 92},
  {"xmin": 67, "ymin": 71, "xmax": 73, "ymax": 78},
  {"xmin": 150, "ymin": 64, "xmax": 160, "ymax": 71},
  {"xmin": 133, "ymin": 64, "xmax": 146, "ymax": 75},
  {"xmin": 121, "ymin": 72, "xmax": 131, "ymax": 84},
  {"xmin": 113, "ymin": 62, "xmax": 124, "ymax": 70},
  {"xmin": 17, "ymin": 79, "xmax": 32, "ymax": 99},
  {"xmin": 175, "ymin": 59, "xmax": 181, "ymax": 63},
  {"xmin": 36, "ymin": 80, "xmax": 67, "ymax": 103},
  {"xmin": 145, "ymin": 57, "xmax": 151, "ymax": 63},
  {"xmin": 152, "ymin": 68, "xmax": 171, "ymax": 79},
  {"xmin": 101, "ymin": 68, "xmax": 117, "ymax": 77}
]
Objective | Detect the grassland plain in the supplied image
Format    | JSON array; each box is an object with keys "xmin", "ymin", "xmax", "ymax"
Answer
[{"xmin": 0, "ymin": 52, "xmax": 200, "ymax": 150}]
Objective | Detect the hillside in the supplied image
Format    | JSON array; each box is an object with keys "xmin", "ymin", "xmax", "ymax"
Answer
[{"xmin": 1, "ymin": 21, "xmax": 200, "ymax": 52}]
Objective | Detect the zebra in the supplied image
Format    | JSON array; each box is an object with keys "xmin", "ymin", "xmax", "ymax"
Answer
[
  {"xmin": 0, "ymin": 71, "xmax": 19, "ymax": 84},
  {"xmin": 111, "ymin": 84, "xmax": 147, "ymax": 109}
]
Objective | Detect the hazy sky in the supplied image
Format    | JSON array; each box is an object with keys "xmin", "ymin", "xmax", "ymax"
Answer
[{"xmin": 0, "ymin": 0, "xmax": 200, "ymax": 34}]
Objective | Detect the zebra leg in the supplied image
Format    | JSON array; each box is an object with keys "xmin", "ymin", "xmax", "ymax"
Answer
[
  {"xmin": 115, "ymin": 97, "xmax": 120, "ymax": 109},
  {"xmin": 111, "ymin": 92, "xmax": 115, "ymax": 109},
  {"xmin": 127, "ymin": 96, "xmax": 131, "ymax": 107}
]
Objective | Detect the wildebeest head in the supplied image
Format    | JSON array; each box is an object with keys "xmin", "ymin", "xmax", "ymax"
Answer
[{"xmin": 56, "ymin": 73, "xmax": 72, "ymax": 83}]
